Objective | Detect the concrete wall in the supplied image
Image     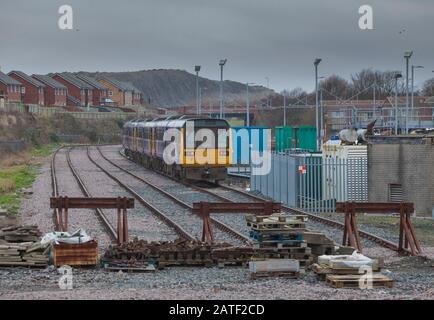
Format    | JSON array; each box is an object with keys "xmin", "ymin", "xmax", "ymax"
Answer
[{"xmin": 368, "ymin": 137, "xmax": 434, "ymax": 215}]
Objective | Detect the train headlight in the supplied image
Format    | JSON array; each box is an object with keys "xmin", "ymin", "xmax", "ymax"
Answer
[
  {"xmin": 186, "ymin": 151, "xmax": 195, "ymax": 157},
  {"xmin": 219, "ymin": 150, "xmax": 227, "ymax": 156}
]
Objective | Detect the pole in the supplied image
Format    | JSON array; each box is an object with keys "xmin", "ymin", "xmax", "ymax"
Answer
[
  {"xmin": 320, "ymin": 88, "xmax": 323, "ymax": 145},
  {"xmin": 196, "ymin": 70, "xmax": 200, "ymax": 115},
  {"xmin": 315, "ymin": 63, "xmax": 319, "ymax": 151},
  {"xmin": 283, "ymin": 92, "xmax": 286, "ymax": 126},
  {"xmin": 199, "ymin": 87, "xmax": 202, "ymax": 115},
  {"xmin": 395, "ymin": 78, "xmax": 398, "ymax": 135},
  {"xmin": 246, "ymin": 83, "xmax": 250, "ymax": 126},
  {"xmin": 411, "ymin": 65, "xmax": 414, "ymax": 114},
  {"xmin": 219, "ymin": 64, "xmax": 224, "ymax": 118},
  {"xmin": 405, "ymin": 56, "xmax": 410, "ymax": 134}
]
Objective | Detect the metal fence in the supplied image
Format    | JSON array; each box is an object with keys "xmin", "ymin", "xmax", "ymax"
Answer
[
  {"xmin": 1, "ymin": 103, "xmax": 134, "ymax": 120},
  {"xmin": 0, "ymin": 140, "xmax": 26, "ymax": 153},
  {"xmin": 251, "ymin": 152, "xmax": 368, "ymax": 213}
]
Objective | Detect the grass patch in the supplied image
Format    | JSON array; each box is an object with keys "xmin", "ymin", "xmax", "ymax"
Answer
[
  {"xmin": 358, "ymin": 215, "xmax": 434, "ymax": 246},
  {"xmin": 0, "ymin": 165, "xmax": 37, "ymax": 215},
  {"xmin": 31, "ymin": 144, "xmax": 59, "ymax": 158}
]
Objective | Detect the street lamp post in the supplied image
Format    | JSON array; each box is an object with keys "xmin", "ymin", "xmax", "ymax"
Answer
[
  {"xmin": 219, "ymin": 59, "xmax": 227, "ymax": 118},
  {"xmin": 195, "ymin": 65, "xmax": 201, "ymax": 115},
  {"xmin": 314, "ymin": 58, "xmax": 322, "ymax": 151},
  {"xmin": 246, "ymin": 82, "xmax": 255, "ymax": 126},
  {"xmin": 265, "ymin": 77, "xmax": 270, "ymax": 107},
  {"xmin": 411, "ymin": 65, "xmax": 424, "ymax": 123},
  {"xmin": 394, "ymin": 72, "xmax": 403, "ymax": 135},
  {"xmin": 283, "ymin": 91, "xmax": 286, "ymax": 127},
  {"xmin": 404, "ymin": 51, "xmax": 413, "ymax": 134}
]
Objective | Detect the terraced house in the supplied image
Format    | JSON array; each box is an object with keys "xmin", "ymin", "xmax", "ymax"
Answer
[
  {"xmin": 52, "ymin": 73, "xmax": 93, "ymax": 107},
  {"xmin": 8, "ymin": 71, "xmax": 45, "ymax": 105},
  {"xmin": 0, "ymin": 71, "xmax": 23, "ymax": 103},
  {"xmin": 32, "ymin": 74, "xmax": 67, "ymax": 107},
  {"xmin": 98, "ymin": 77, "xmax": 142, "ymax": 107},
  {"xmin": 75, "ymin": 74, "xmax": 110, "ymax": 107}
]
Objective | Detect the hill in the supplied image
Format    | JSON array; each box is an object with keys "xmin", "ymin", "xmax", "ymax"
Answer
[{"xmin": 76, "ymin": 69, "xmax": 274, "ymax": 108}]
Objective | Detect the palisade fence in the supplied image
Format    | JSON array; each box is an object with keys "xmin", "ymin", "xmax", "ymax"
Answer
[
  {"xmin": 1, "ymin": 103, "xmax": 133, "ymax": 120},
  {"xmin": 250, "ymin": 152, "xmax": 368, "ymax": 213}
]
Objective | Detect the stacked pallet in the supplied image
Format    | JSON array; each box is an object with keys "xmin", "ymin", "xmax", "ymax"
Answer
[
  {"xmin": 0, "ymin": 225, "xmax": 49, "ymax": 267},
  {"xmin": 246, "ymin": 214, "xmax": 312, "ymax": 277},
  {"xmin": 313, "ymin": 253, "xmax": 393, "ymax": 288}
]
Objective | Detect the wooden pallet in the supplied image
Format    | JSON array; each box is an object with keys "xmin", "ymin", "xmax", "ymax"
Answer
[
  {"xmin": 246, "ymin": 215, "xmax": 307, "ymax": 223},
  {"xmin": 325, "ymin": 274, "xmax": 394, "ymax": 289},
  {"xmin": 250, "ymin": 231, "xmax": 304, "ymax": 242},
  {"xmin": 254, "ymin": 243, "xmax": 309, "ymax": 251},
  {"xmin": 251, "ymin": 271, "xmax": 300, "ymax": 279},
  {"xmin": 103, "ymin": 265, "xmax": 156, "ymax": 273},
  {"xmin": 216, "ymin": 260, "xmax": 249, "ymax": 268}
]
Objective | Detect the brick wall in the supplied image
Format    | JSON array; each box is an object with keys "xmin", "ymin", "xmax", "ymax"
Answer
[{"xmin": 368, "ymin": 138, "xmax": 434, "ymax": 215}]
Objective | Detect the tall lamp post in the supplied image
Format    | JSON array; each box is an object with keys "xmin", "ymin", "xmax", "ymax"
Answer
[
  {"xmin": 283, "ymin": 90, "xmax": 287, "ymax": 127},
  {"xmin": 394, "ymin": 72, "xmax": 403, "ymax": 135},
  {"xmin": 195, "ymin": 65, "xmax": 201, "ymax": 115},
  {"xmin": 404, "ymin": 51, "xmax": 413, "ymax": 134},
  {"xmin": 219, "ymin": 59, "xmax": 227, "ymax": 118},
  {"xmin": 411, "ymin": 65, "xmax": 423, "ymax": 121},
  {"xmin": 314, "ymin": 58, "xmax": 322, "ymax": 151},
  {"xmin": 246, "ymin": 82, "xmax": 255, "ymax": 126}
]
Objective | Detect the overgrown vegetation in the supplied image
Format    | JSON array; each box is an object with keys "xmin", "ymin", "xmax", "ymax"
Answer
[{"xmin": 0, "ymin": 165, "xmax": 37, "ymax": 215}]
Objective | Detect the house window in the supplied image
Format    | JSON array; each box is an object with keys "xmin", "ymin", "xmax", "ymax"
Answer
[
  {"xmin": 21, "ymin": 87, "xmax": 25, "ymax": 94},
  {"xmin": 108, "ymin": 90, "xmax": 113, "ymax": 96}
]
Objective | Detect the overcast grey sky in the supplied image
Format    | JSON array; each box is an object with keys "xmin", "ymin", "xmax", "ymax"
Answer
[{"xmin": 1, "ymin": 0, "xmax": 433, "ymax": 92}]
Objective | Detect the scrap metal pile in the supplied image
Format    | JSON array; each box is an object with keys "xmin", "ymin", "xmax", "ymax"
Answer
[
  {"xmin": 0, "ymin": 225, "xmax": 49, "ymax": 267},
  {"xmin": 102, "ymin": 238, "xmax": 250, "ymax": 270}
]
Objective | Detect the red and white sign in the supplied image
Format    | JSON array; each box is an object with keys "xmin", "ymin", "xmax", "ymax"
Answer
[{"xmin": 298, "ymin": 165, "xmax": 307, "ymax": 174}]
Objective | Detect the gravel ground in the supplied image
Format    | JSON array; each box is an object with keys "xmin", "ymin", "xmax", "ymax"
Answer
[
  {"xmin": 69, "ymin": 147, "xmax": 177, "ymax": 243},
  {"xmin": 7, "ymin": 145, "xmax": 433, "ymax": 300},
  {"xmin": 0, "ymin": 256, "xmax": 432, "ymax": 300},
  {"xmin": 87, "ymin": 146, "xmax": 242, "ymax": 245}
]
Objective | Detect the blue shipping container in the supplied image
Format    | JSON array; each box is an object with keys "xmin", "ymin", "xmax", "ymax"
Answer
[{"xmin": 231, "ymin": 126, "xmax": 270, "ymax": 165}]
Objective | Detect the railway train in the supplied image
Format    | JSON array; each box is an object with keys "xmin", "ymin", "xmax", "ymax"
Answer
[{"xmin": 123, "ymin": 115, "xmax": 232, "ymax": 181}]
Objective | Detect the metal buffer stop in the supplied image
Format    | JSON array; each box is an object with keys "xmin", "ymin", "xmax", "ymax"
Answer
[
  {"xmin": 336, "ymin": 202, "xmax": 422, "ymax": 256},
  {"xmin": 192, "ymin": 202, "xmax": 281, "ymax": 243},
  {"xmin": 50, "ymin": 196, "xmax": 134, "ymax": 244}
]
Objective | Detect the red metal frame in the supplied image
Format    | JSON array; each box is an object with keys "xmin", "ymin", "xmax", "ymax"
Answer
[
  {"xmin": 192, "ymin": 202, "xmax": 281, "ymax": 243},
  {"xmin": 50, "ymin": 196, "xmax": 134, "ymax": 244},
  {"xmin": 336, "ymin": 202, "xmax": 422, "ymax": 255}
]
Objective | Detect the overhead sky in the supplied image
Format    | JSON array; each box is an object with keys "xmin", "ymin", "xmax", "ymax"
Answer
[{"xmin": 1, "ymin": 0, "xmax": 433, "ymax": 92}]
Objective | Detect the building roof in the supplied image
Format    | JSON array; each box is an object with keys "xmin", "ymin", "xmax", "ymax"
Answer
[
  {"xmin": 75, "ymin": 74, "xmax": 108, "ymax": 90},
  {"xmin": 100, "ymin": 77, "xmax": 142, "ymax": 93},
  {"xmin": 8, "ymin": 71, "xmax": 45, "ymax": 88},
  {"xmin": 32, "ymin": 74, "xmax": 67, "ymax": 89},
  {"xmin": 0, "ymin": 71, "xmax": 23, "ymax": 86},
  {"xmin": 55, "ymin": 73, "xmax": 93, "ymax": 89}
]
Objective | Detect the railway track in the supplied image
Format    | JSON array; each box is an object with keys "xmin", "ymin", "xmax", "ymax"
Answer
[
  {"xmin": 93, "ymin": 146, "xmax": 251, "ymax": 245},
  {"xmin": 50, "ymin": 147, "xmax": 118, "ymax": 242},
  {"xmin": 116, "ymin": 145, "xmax": 406, "ymax": 253}
]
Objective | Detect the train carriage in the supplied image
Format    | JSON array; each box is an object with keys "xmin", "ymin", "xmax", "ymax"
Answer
[{"xmin": 123, "ymin": 115, "xmax": 232, "ymax": 181}]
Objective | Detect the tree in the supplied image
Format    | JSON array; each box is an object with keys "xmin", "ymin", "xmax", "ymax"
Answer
[
  {"xmin": 319, "ymin": 75, "xmax": 351, "ymax": 100},
  {"xmin": 350, "ymin": 69, "xmax": 404, "ymax": 99},
  {"xmin": 422, "ymin": 78, "xmax": 434, "ymax": 96}
]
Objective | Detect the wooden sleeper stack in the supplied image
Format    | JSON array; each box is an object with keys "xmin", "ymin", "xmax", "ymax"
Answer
[{"xmin": 0, "ymin": 225, "xmax": 49, "ymax": 267}]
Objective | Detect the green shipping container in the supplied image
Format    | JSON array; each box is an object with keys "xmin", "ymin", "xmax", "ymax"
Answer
[
  {"xmin": 298, "ymin": 126, "xmax": 317, "ymax": 151},
  {"xmin": 275, "ymin": 126, "xmax": 296, "ymax": 152},
  {"xmin": 275, "ymin": 126, "xmax": 316, "ymax": 152}
]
